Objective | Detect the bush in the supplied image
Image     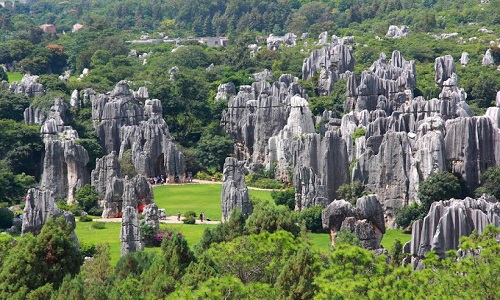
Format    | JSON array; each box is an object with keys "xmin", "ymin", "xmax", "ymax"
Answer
[
  {"xmin": 271, "ymin": 187, "xmax": 296, "ymax": 210},
  {"xmin": 337, "ymin": 181, "xmax": 367, "ymax": 204},
  {"xmin": 195, "ymin": 171, "xmax": 213, "ymax": 181},
  {"xmin": 395, "ymin": 202, "xmax": 424, "ymax": 228},
  {"xmin": 246, "ymin": 176, "xmax": 284, "ymax": 189},
  {"xmin": 91, "ymin": 222, "xmax": 106, "ymax": 230},
  {"xmin": 75, "ymin": 184, "xmax": 99, "ymax": 212},
  {"xmin": 183, "ymin": 216, "xmax": 196, "ymax": 224},
  {"xmin": 141, "ymin": 224, "xmax": 157, "ymax": 247},
  {"xmin": 88, "ymin": 206, "xmax": 103, "ymax": 217},
  {"xmin": 0, "ymin": 208, "xmax": 14, "ymax": 229},
  {"xmin": 351, "ymin": 128, "xmax": 366, "ymax": 140},
  {"xmin": 79, "ymin": 215, "xmax": 93, "ymax": 222},
  {"xmin": 418, "ymin": 172, "xmax": 463, "ymax": 212},
  {"xmin": 298, "ymin": 205, "xmax": 324, "ymax": 233},
  {"xmin": 334, "ymin": 230, "xmax": 362, "ymax": 247},
  {"xmin": 80, "ymin": 242, "xmax": 97, "ymax": 257},
  {"xmin": 184, "ymin": 211, "xmax": 197, "ymax": 218},
  {"xmin": 475, "ymin": 167, "xmax": 500, "ymax": 199}
]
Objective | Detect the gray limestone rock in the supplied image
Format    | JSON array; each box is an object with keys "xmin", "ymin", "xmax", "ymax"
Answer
[
  {"xmin": 482, "ymin": 49, "xmax": 494, "ymax": 66},
  {"xmin": 215, "ymin": 82, "xmax": 236, "ymax": 102},
  {"xmin": 405, "ymin": 196, "xmax": 500, "ymax": 260},
  {"xmin": 444, "ymin": 116, "xmax": 498, "ymax": 190},
  {"xmin": 70, "ymin": 89, "xmax": 79, "ymax": 110},
  {"xmin": 460, "ymin": 52, "xmax": 469, "ymax": 66},
  {"xmin": 24, "ymin": 105, "xmax": 46, "ymax": 125},
  {"xmin": 91, "ymin": 152, "xmax": 122, "ymax": 199},
  {"xmin": 322, "ymin": 195, "xmax": 385, "ymax": 249},
  {"xmin": 302, "ymin": 44, "xmax": 354, "ymax": 96},
  {"xmin": 9, "ymin": 74, "xmax": 45, "ymax": 98},
  {"xmin": 434, "ymin": 55, "xmax": 456, "ymax": 87},
  {"xmin": 22, "ymin": 187, "xmax": 77, "ymax": 237},
  {"xmin": 221, "ymin": 157, "xmax": 252, "ymax": 222},
  {"xmin": 385, "ymin": 25, "xmax": 409, "ymax": 38},
  {"xmin": 143, "ymin": 203, "xmax": 159, "ymax": 231},
  {"xmin": 496, "ymin": 91, "xmax": 500, "ymax": 107},
  {"xmin": 345, "ymin": 51, "xmax": 416, "ymax": 114},
  {"xmin": 121, "ymin": 205, "xmax": 143, "ymax": 255},
  {"xmin": 91, "ymin": 81, "xmax": 185, "ymax": 179}
]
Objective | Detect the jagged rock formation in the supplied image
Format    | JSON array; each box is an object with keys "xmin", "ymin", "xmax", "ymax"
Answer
[
  {"xmin": 302, "ymin": 44, "xmax": 354, "ymax": 96},
  {"xmin": 120, "ymin": 205, "xmax": 142, "ymax": 255},
  {"xmin": 345, "ymin": 51, "xmax": 416, "ymax": 114},
  {"xmin": 221, "ymin": 74, "xmax": 308, "ymax": 166},
  {"xmin": 91, "ymin": 152, "xmax": 122, "ymax": 199},
  {"xmin": 143, "ymin": 203, "xmax": 159, "ymax": 231},
  {"xmin": 70, "ymin": 89, "xmax": 79, "ymax": 110},
  {"xmin": 22, "ymin": 187, "xmax": 77, "ymax": 238},
  {"xmin": 221, "ymin": 157, "xmax": 252, "ymax": 222},
  {"xmin": 385, "ymin": 25, "xmax": 409, "ymax": 38},
  {"xmin": 24, "ymin": 106, "xmax": 46, "ymax": 125},
  {"xmin": 36, "ymin": 98, "xmax": 90, "ymax": 205},
  {"xmin": 91, "ymin": 81, "xmax": 185, "ymax": 179},
  {"xmin": 9, "ymin": 74, "xmax": 44, "ymax": 98},
  {"xmin": 215, "ymin": 82, "xmax": 236, "ymax": 102},
  {"xmin": 404, "ymin": 196, "xmax": 500, "ymax": 268},
  {"xmin": 460, "ymin": 52, "xmax": 469, "ymax": 66},
  {"xmin": 322, "ymin": 195, "xmax": 386, "ymax": 249},
  {"xmin": 482, "ymin": 49, "xmax": 494, "ymax": 66}
]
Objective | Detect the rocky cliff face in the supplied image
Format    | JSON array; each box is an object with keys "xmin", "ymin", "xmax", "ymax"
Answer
[
  {"xmin": 22, "ymin": 187, "xmax": 77, "ymax": 240},
  {"xmin": 302, "ymin": 43, "xmax": 354, "ymax": 96},
  {"xmin": 221, "ymin": 157, "xmax": 252, "ymax": 222},
  {"xmin": 404, "ymin": 196, "xmax": 500, "ymax": 268},
  {"xmin": 322, "ymin": 194, "xmax": 386, "ymax": 250},
  {"xmin": 10, "ymin": 74, "xmax": 44, "ymax": 98},
  {"xmin": 221, "ymin": 74, "xmax": 308, "ymax": 167},
  {"xmin": 121, "ymin": 205, "xmax": 142, "ymax": 255},
  {"xmin": 91, "ymin": 81, "xmax": 185, "ymax": 179}
]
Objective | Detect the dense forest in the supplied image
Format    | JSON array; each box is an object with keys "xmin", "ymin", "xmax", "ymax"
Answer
[{"xmin": 0, "ymin": 0, "xmax": 499, "ymax": 298}]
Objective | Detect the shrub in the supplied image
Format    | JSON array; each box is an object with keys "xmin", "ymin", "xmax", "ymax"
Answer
[
  {"xmin": 475, "ymin": 167, "xmax": 500, "ymax": 199},
  {"xmin": 141, "ymin": 224, "xmax": 157, "ymax": 247},
  {"xmin": 79, "ymin": 215, "xmax": 93, "ymax": 222},
  {"xmin": 337, "ymin": 181, "xmax": 367, "ymax": 204},
  {"xmin": 299, "ymin": 205, "xmax": 324, "ymax": 233},
  {"xmin": 183, "ymin": 216, "xmax": 196, "ymax": 224},
  {"xmin": 184, "ymin": 211, "xmax": 197, "ymax": 218},
  {"xmin": 395, "ymin": 202, "xmax": 424, "ymax": 228},
  {"xmin": 271, "ymin": 187, "xmax": 296, "ymax": 210},
  {"xmin": 418, "ymin": 172, "xmax": 463, "ymax": 212},
  {"xmin": 75, "ymin": 184, "xmax": 99, "ymax": 212},
  {"xmin": 195, "ymin": 171, "xmax": 213, "ymax": 181},
  {"xmin": 91, "ymin": 222, "xmax": 106, "ymax": 230},
  {"xmin": 334, "ymin": 230, "xmax": 362, "ymax": 247},
  {"xmin": 0, "ymin": 208, "xmax": 14, "ymax": 229},
  {"xmin": 80, "ymin": 242, "xmax": 97, "ymax": 257},
  {"xmin": 351, "ymin": 128, "xmax": 367, "ymax": 140},
  {"xmin": 88, "ymin": 206, "xmax": 103, "ymax": 217}
]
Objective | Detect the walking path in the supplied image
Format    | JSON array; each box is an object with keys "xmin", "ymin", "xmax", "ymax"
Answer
[{"xmin": 93, "ymin": 216, "xmax": 220, "ymax": 225}]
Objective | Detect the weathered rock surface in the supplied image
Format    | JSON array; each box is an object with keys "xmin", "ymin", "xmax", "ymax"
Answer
[
  {"xmin": 22, "ymin": 187, "xmax": 77, "ymax": 237},
  {"xmin": 121, "ymin": 205, "xmax": 142, "ymax": 255},
  {"xmin": 221, "ymin": 74, "xmax": 308, "ymax": 166},
  {"xmin": 9, "ymin": 74, "xmax": 45, "ymax": 98},
  {"xmin": 482, "ymin": 49, "xmax": 494, "ymax": 66},
  {"xmin": 215, "ymin": 82, "xmax": 236, "ymax": 101},
  {"xmin": 302, "ymin": 44, "xmax": 354, "ymax": 96},
  {"xmin": 345, "ymin": 51, "xmax": 416, "ymax": 114},
  {"xmin": 404, "ymin": 196, "xmax": 500, "ymax": 261},
  {"xmin": 460, "ymin": 52, "xmax": 469, "ymax": 66},
  {"xmin": 91, "ymin": 81, "xmax": 185, "ymax": 179},
  {"xmin": 322, "ymin": 194, "xmax": 385, "ymax": 249},
  {"xmin": 385, "ymin": 25, "xmax": 409, "ymax": 38},
  {"xmin": 221, "ymin": 157, "xmax": 252, "ymax": 222},
  {"xmin": 91, "ymin": 152, "xmax": 122, "ymax": 199},
  {"xmin": 143, "ymin": 203, "xmax": 159, "ymax": 231}
]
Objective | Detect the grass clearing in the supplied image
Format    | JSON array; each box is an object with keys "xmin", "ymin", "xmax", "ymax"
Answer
[
  {"xmin": 75, "ymin": 221, "xmax": 122, "ymax": 265},
  {"xmin": 153, "ymin": 184, "xmax": 274, "ymax": 221},
  {"xmin": 381, "ymin": 229, "xmax": 411, "ymax": 249},
  {"xmin": 6, "ymin": 72, "xmax": 23, "ymax": 83}
]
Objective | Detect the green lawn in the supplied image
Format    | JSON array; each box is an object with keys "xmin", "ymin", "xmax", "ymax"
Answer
[
  {"xmin": 153, "ymin": 184, "xmax": 273, "ymax": 221},
  {"xmin": 76, "ymin": 184, "xmax": 409, "ymax": 265},
  {"xmin": 6, "ymin": 72, "xmax": 23, "ymax": 83}
]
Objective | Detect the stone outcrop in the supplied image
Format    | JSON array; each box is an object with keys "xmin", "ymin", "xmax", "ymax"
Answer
[
  {"xmin": 221, "ymin": 74, "xmax": 308, "ymax": 166},
  {"xmin": 120, "ymin": 205, "xmax": 142, "ymax": 255},
  {"xmin": 345, "ymin": 51, "xmax": 416, "ymax": 114},
  {"xmin": 322, "ymin": 194, "xmax": 386, "ymax": 249},
  {"xmin": 22, "ymin": 187, "xmax": 77, "ymax": 237},
  {"xmin": 404, "ymin": 196, "xmax": 500, "ymax": 267},
  {"xmin": 215, "ymin": 82, "xmax": 236, "ymax": 102},
  {"xmin": 482, "ymin": 49, "xmax": 494, "ymax": 66},
  {"xmin": 91, "ymin": 81, "xmax": 185, "ymax": 179},
  {"xmin": 385, "ymin": 25, "xmax": 409, "ymax": 38},
  {"xmin": 102, "ymin": 174, "xmax": 153, "ymax": 219},
  {"xmin": 91, "ymin": 152, "xmax": 122, "ymax": 199},
  {"xmin": 302, "ymin": 44, "xmax": 354, "ymax": 96},
  {"xmin": 460, "ymin": 52, "xmax": 469, "ymax": 66},
  {"xmin": 9, "ymin": 74, "xmax": 44, "ymax": 98},
  {"xmin": 143, "ymin": 203, "xmax": 159, "ymax": 231},
  {"xmin": 221, "ymin": 157, "xmax": 252, "ymax": 222},
  {"xmin": 36, "ymin": 98, "xmax": 89, "ymax": 205}
]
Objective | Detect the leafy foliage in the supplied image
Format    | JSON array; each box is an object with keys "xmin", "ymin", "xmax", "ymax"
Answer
[
  {"xmin": 336, "ymin": 180, "xmax": 367, "ymax": 204},
  {"xmin": 475, "ymin": 167, "xmax": 500, "ymax": 199},
  {"xmin": 271, "ymin": 187, "xmax": 295, "ymax": 210},
  {"xmin": 418, "ymin": 172, "xmax": 464, "ymax": 212},
  {"xmin": 298, "ymin": 205, "xmax": 324, "ymax": 233},
  {"xmin": 75, "ymin": 184, "xmax": 99, "ymax": 212}
]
